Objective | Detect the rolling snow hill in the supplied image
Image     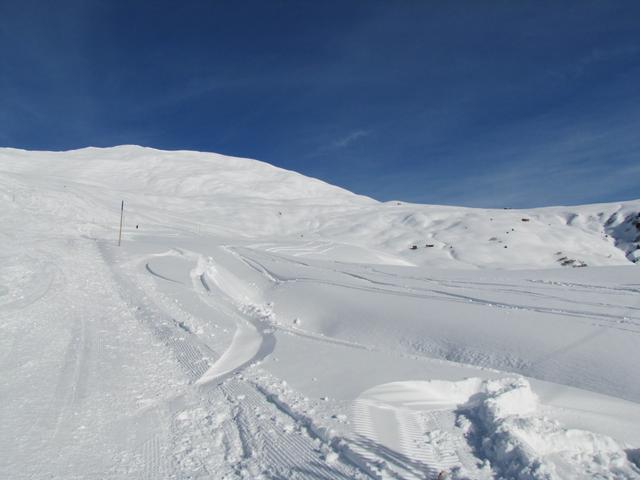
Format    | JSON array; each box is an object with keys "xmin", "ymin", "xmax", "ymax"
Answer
[
  {"xmin": 1, "ymin": 145, "xmax": 638, "ymax": 269},
  {"xmin": 1, "ymin": 146, "xmax": 639, "ymax": 479}
]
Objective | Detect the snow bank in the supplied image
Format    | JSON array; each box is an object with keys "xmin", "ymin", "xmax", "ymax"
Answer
[{"xmin": 455, "ymin": 378, "xmax": 639, "ymax": 479}]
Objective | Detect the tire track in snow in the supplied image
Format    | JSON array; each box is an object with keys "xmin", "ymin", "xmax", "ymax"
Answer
[
  {"xmin": 352, "ymin": 400, "xmax": 482, "ymax": 479},
  {"xmin": 99, "ymin": 243, "xmax": 216, "ymax": 383},
  {"xmin": 221, "ymin": 379, "xmax": 361, "ymax": 479},
  {"xmin": 140, "ymin": 433, "xmax": 164, "ymax": 480},
  {"xmin": 124, "ymin": 407, "xmax": 170, "ymax": 480},
  {"xmin": 50, "ymin": 313, "xmax": 91, "ymax": 439}
]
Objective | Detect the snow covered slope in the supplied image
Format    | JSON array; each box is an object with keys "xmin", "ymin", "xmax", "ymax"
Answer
[
  {"xmin": 1, "ymin": 146, "xmax": 638, "ymax": 269},
  {"xmin": 1, "ymin": 146, "xmax": 639, "ymax": 479}
]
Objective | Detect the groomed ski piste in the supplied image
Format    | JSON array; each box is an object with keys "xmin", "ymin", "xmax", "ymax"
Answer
[{"xmin": 1, "ymin": 145, "xmax": 639, "ymax": 479}]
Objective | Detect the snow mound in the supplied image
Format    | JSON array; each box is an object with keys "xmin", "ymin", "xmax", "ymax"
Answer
[
  {"xmin": 455, "ymin": 378, "xmax": 639, "ymax": 479},
  {"xmin": 354, "ymin": 377, "xmax": 640, "ymax": 479}
]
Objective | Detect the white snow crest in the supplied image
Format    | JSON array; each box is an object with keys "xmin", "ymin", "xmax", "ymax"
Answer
[{"xmin": 476, "ymin": 377, "xmax": 539, "ymax": 421}]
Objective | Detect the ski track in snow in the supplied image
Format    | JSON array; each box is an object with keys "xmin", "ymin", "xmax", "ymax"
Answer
[
  {"xmin": 232, "ymin": 247, "xmax": 640, "ymax": 334},
  {"xmin": 219, "ymin": 378, "xmax": 361, "ymax": 479}
]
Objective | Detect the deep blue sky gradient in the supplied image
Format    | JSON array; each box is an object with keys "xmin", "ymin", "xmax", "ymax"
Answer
[{"xmin": 1, "ymin": 0, "xmax": 639, "ymax": 207}]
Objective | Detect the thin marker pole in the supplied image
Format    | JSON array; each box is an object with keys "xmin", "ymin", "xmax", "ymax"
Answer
[{"xmin": 118, "ymin": 200, "xmax": 124, "ymax": 246}]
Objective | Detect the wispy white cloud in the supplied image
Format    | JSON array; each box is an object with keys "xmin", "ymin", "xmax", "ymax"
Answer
[
  {"xmin": 348, "ymin": 100, "xmax": 640, "ymax": 208},
  {"xmin": 303, "ymin": 128, "xmax": 372, "ymax": 161},
  {"xmin": 332, "ymin": 129, "xmax": 370, "ymax": 148}
]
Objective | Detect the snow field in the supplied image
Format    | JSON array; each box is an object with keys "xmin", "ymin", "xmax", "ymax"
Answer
[{"xmin": 1, "ymin": 146, "xmax": 639, "ymax": 479}]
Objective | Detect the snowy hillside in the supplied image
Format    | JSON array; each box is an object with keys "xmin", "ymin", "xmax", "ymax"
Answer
[
  {"xmin": 1, "ymin": 146, "xmax": 639, "ymax": 479},
  {"xmin": 2, "ymin": 146, "xmax": 638, "ymax": 269}
]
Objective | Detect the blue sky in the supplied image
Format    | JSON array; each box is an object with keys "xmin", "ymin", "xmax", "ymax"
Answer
[{"xmin": 1, "ymin": 0, "xmax": 639, "ymax": 207}]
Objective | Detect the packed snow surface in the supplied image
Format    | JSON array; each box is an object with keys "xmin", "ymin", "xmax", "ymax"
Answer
[{"xmin": 1, "ymin": 146, "xmax": 639, "ymax": 479}]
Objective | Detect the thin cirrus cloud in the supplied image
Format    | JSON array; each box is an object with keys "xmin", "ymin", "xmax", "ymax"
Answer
[
  {"xmin": 380, "ymin": 112, "xmax": 640, "ymax": 208},
  {"xmin": 332, "ymin": 130, "xmax": 370, "ymax": 149}
]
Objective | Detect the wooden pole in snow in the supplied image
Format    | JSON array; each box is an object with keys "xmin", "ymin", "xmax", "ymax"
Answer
[{"xmin": 118, "ymin": 200, "xmax": 124, "ymax": 246}]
